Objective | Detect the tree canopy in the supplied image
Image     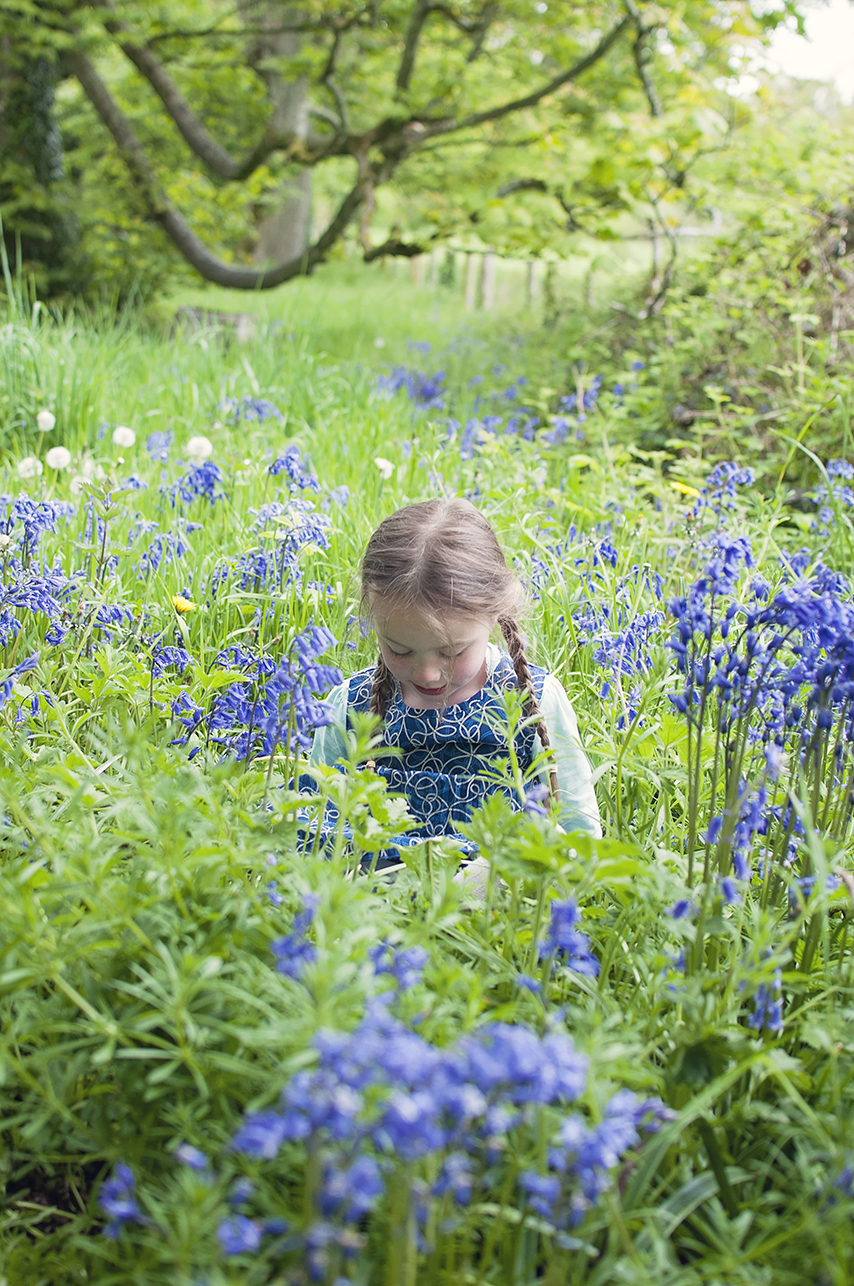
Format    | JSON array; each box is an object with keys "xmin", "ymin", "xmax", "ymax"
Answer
[{"xmin": 1, "ymin": 0, "xmax": 803, "ymax": 292}]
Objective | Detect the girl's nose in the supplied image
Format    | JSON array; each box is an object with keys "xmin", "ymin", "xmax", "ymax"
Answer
[{"xmin": 414, "ymin": 657, "xmax": 444, "ymax": 685}]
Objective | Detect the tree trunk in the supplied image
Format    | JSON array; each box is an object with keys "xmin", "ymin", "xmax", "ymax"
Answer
[
  {"xmin": 0, "ymin": 33, "xmax": 82, "ymax": 294},
  {"xmin": 254, "ymin": 168, "xmax": 311, "ymax": 267},
  {"xmin": 242, "ymin": 4, "xmax": 312, "ymax": 267}
]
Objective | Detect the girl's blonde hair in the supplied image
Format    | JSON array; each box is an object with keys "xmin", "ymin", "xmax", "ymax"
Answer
[{"xmin": 361, "ymin": 499, "xmax": 559, "ymax": 802}]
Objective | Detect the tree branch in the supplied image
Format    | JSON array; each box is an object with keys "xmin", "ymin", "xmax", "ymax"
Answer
[
  {"xmin": 495, "ymin": 179, "xmax": 591, "ymax": 233},
  {"xmin": 623, "ymin": 0, "xmax": 663, "ymax": 117},
  {"xmin": 397, "ymin": 0, "xmax": 432, "ymax": 93},
  {"xmin": 496, "ymin": 178, "xmax": 547, "ymax": 198},
  {"xmin": 84, "ymin": 1, "xmax": 329, "ymax": 180},
  {"xmin": 363, "ymin": 237, "xmax": 424, "ymax": 260},
  {"xmin": 464, "ymin": 1, "xmax": 498, "ymax": 62},
  {"xmin": 67, "ymin": 47, "xmax": 366, "ymax": 289},
  {"xmin": 421, "ymin": 16, "xmax": 631, "ymax": 139}
]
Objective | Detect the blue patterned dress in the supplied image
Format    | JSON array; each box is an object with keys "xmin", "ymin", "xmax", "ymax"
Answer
[{"xmin": 304, "ymin": 652, "xmax": 548, "ymax": 858}]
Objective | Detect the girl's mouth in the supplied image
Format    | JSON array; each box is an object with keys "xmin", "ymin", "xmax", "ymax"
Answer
[{"xmin": 414, "ymin": 683, "xmax": 446, "ymax": 696}]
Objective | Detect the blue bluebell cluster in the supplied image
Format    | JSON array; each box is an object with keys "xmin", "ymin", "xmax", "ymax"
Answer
[
  {"xmin": 170, "ymin": 625, "xmax": 341, "ymax": 761},
  {"xmin": 812, "ymin": 459, "xmax": 854, "ymax": 529},
  {"xmin": 369, "ymin": 941, "xmax": 429, "ymax": 990},
  {"xmin": 689, "ymin": 460, "xmax": 755, "ymax": 518},
  {"xmin": 99, "ymin": 1163, "xmax": 146, "ymax": 1238},
  {"xmin": 667, "ymin": 504, "xmax": 854, "ymax": 885},
  {"xmin": 241, "ymin": 500, "xmax": 331, "ymax": 590},
  {"xmin": 0, "ymin": 494, "xmax": 75, "ymax": 564},
  {"xmin": 223, "ymin": 396, "xmax": 283, "ymax": 423},
  {"xmin": 164, "ymin": 460, "xmax": 224, "ymax": 506},
  {"xmin": 377, "ymin": 367, "xmax": 446, "ymax": 410},
  {"xmin": 151, "ymin": 645, "xmax": 193, "ymax": 680},
  {"xmin": 559, "ymin": 375, "xmax": 604, "ymax": 423},
  {"xmin": 748, "ymin": 969, "xmax": 783, "ymax": 1034},
  {"xmin": 220, "ymin": 986, "xmax": 666, "ymax": 1269},
  {"xmin": 539, "ymin": 898, "xmax": 600, "ymax": 977},
  {"xmin": 0, "ymin": 560, "xmax": 74, "ymax": 646},
  {"xmin": 133, "ymin": 519, "xmax": 201, "ymax": 578},
  {"xmin": 0, "ymin": 652, "xmax": 40, "ymax": 711},
  {"xmin": 271, "ymin": 894, "xmax": 319, "ymax": 978},
  {"xmin": 146, "ymin": 430, "xmax": 173, "ymax": 462},
  {"xmin": 268, "ymin": 445, "xmax": 319, "ymax": 492}
]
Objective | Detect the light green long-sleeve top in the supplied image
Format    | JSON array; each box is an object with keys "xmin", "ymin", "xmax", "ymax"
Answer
[{"xmin": 310, "ymin": 643, "xmax": 602, "ymax": 838}]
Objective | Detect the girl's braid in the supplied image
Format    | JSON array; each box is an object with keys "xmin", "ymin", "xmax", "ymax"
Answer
[
  {"xmin": 365, "ymin": 655, "xmax": 395, "ymax": 774},
  {"xmin": 499, "ymin": 615, "xmax": 560, "ymax": 805},
  {"xmin": 369, "ymin": 654, "xmax": 395, "ymax": 721}
]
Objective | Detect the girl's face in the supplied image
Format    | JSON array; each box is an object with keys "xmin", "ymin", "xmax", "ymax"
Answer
[{"xmin": 372, "ymin": 600, "xmax": 494, "ymax": 709}]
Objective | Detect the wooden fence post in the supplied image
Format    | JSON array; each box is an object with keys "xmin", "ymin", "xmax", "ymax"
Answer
[{"xmin": 465, "ymin": 254, "xmax": 479, "ymax": 309}]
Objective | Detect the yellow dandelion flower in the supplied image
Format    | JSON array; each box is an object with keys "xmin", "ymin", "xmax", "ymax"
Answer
[
  {"xmin": 172, "ymin": 594, "xmax": 197, "ymax": 614},
  {"xmin": 670, "ymin": 481, "xmax": 702, "ymax": 499}
]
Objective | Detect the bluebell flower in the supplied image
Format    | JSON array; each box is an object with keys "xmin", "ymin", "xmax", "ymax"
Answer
[
  {"xmin": 519, "ymin": 1171, "xmax": 561, "ymax": 1218},
  {"xmin": 748, "ymin": 970, "xmax": 783, "ymax": 1034},
  {"xmin": 268, "ymin": 444, "xmax": 319, "ymax": 492},
  {"xmin": 668, "ymin": 899, "xmax": 696, "ymax": 920},
  {"xmin": 374, "ymin": 1088, "xmax": 445, "ymax": 1160},
  {"xmin": 271, "ymin": 894, "xmax": 319, "ymax": 979},
  {"xmin": 164, "ymin": 460, "xmax": 224, "ymax": 506},
  {"xmin": 218, "ymin": 1215, "xmax": 263, "ymax": 1254},
  {"xmin": 174, "ymin": 1143, "xmax": 208, "ymax": 1171},
  {"xmin": 371, "ymin": 942, "xmax": 429, "ymax": 990},
  {"xmin": 719, "ymin": 876, "xmax": 741, "ymax": 904},
  {"xmin": 523, "ymin": 782, "xmax": 551, "ymax": 816},
  {"xmin": 222, "ymin": 395, "xmax": 283, "ymax": 424},
  {"xmin": 433, "ymin": 1151, "xmax": 473, "ymax": 1205},
  {"xmin": 0, "ymin": 652, "xmax": 41, "ymax": 711},
  {"xmin": 377, "ymin": 367, "xmax": 446, "ymax": 410},
  {"xmin": 320, "ymin": 1155, "xmax": 383, "ymax": 1221},
  {"xmin": 540, "ymin": 899, "xmax": 600, "ymax": 977},
  {"xmin": 232, "ymin": 1108, "xmax": 306, "ymax": 1158},
  {"xmin": 151, "ymin": 645, "xmax": 193, "ymax": 679},
  {"xmin": 266, "ymin": 880, "xmax": 284, "ymax": 907},
  {"xmin": 146, "ymin": 429, "xmax": 173, "ymax": 462},
  {"xmin": 229, "ymin": 1177, "xmax": 255, "ymax": 1205},
  {"xmin": 99, "ymin": 1163, "xmax": 145, "ymax": 1238},
  {"xmin": 460, "ymin": 1023, "xmax": 587, "ymax": 1105}
]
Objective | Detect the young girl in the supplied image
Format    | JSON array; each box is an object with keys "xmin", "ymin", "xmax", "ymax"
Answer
[{"xmin": 310, "ymin": 499, "xmax": 601, "ymax": 857}]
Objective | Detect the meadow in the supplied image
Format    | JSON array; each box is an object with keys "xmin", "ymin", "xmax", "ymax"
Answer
[{"xmin": 1, "ymin": 256, "xmax": 854, "ymax": 1286}]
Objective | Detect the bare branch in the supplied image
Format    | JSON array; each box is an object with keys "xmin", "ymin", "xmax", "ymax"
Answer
[
  {"xmin": 309, "ymin": 103, "xmax": 341, "ymax": 128},
  {"xmin": 633, "ymin": 31, "xmax": 663, "ymax": 116},
  {"xmin": 495, "ymin": 178, "xmax": 591, "ymax": 233},
  {"xmin": 623, "ymin": 0, "xmax": 663, "ymax": 116},
  {"xmin": 640, "ymin": 194, "xmax": 678, "ymax": 315},
  {"xmin": 148, "ymin": 21, "xmax": 319, "ymax": 46},
  {"xmin": 496, "ymin": 178, "xmax": 547, "ymax": 198},
  {"xmin": 363, "ymin": 237, "xmax": 424, "ymax": 261},
  {"xmin": 421, "ymin": 17, "xmax": 631, "ymax": 139},
  {"xmin": 397, "ymin": 0, "xmax": 432, "ymax": 93},
  {"xmin": 67, "ymin": 47, "xmax": 366, "ymax": 289},
  {"xmin": 464, "ymin": 1, "xmax": 498, "ymax": 62}
]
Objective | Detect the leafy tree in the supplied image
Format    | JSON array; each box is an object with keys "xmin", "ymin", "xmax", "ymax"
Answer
[
  {"xmin": 4, "ymin": 0, "xmax": 802, "ymax": 292},
  {"xmin": 0, "ymin": 3, "xmax": 85, "ymax": 293}
]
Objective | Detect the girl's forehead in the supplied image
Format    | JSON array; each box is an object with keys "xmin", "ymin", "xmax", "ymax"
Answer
[{"xmin": 373, "ymin": 601, "xmax": 491, "ymax": 645}]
